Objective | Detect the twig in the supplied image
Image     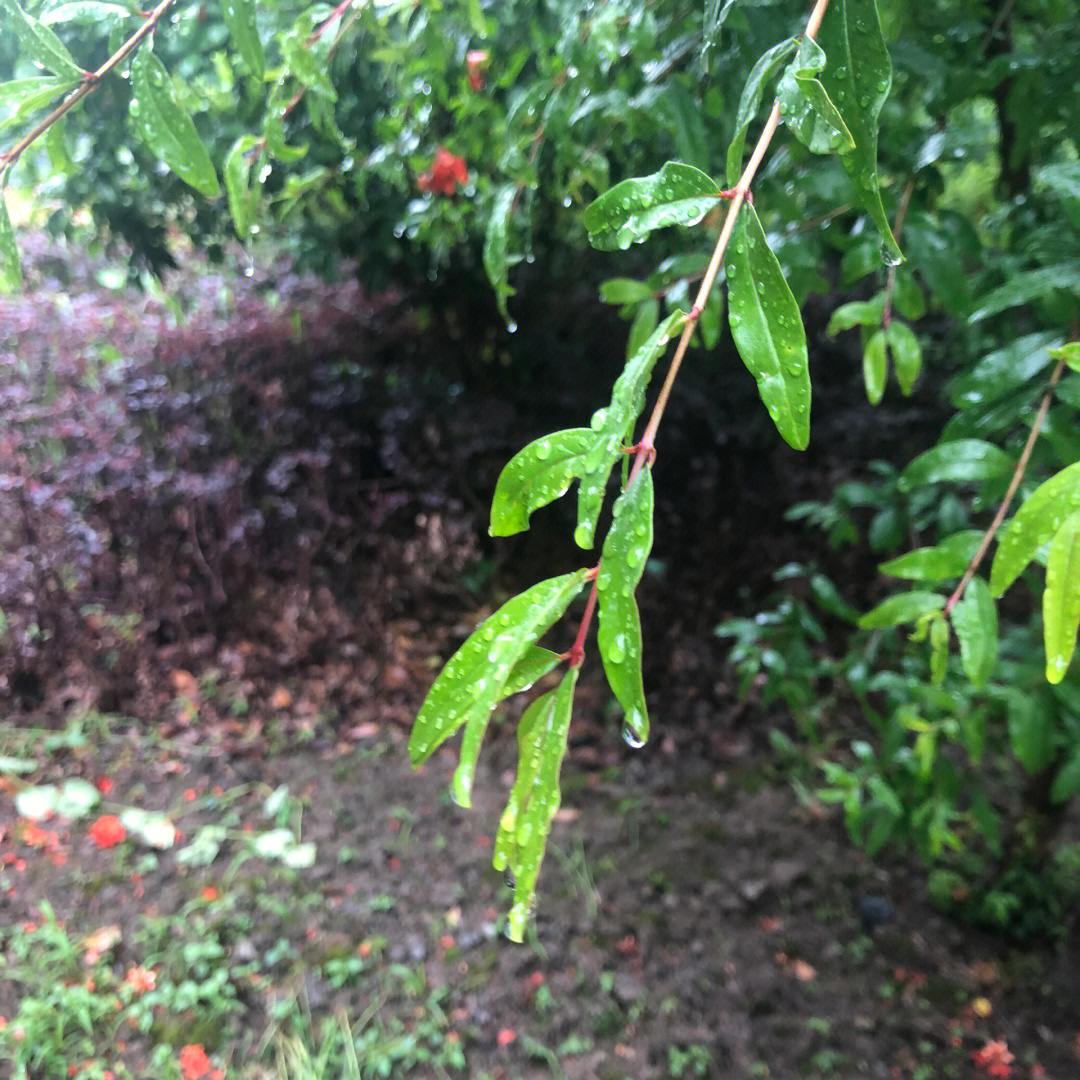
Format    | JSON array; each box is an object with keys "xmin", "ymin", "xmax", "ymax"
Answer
[
  {"xmin": 0, "ymin": 0, "xmax": 177, "ymax": 183},
  {"xmin": 568, "ymin": 0, "xmax": 833, "ymax": 660},
  {"xmin": 944, "ymin": 352, "xmax": 1069, "ymax": 614}
]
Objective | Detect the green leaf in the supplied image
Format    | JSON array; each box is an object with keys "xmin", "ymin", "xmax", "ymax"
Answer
[
  {"xmin": 727, "ymin": 204, "xmax": 811, "ymax": 450},
  {"xmin": 0, "ymin": 190, "xmax": 21, "ymax": 293},
  {"xmin": 726, "ymin": 36, "xmax": 798, "ymax": 184},
  {"xmin": 483, "ymin": 183, "xmax": 517, "ymax": 329},
  {"xmin": 40, "ymin": 1, "xmax": 138, "ymax": 24},
  {"xmin": 878, "ymin": 531, "xmax": 982, "ymax": 583},
  {"xmin": 223, "ymin": 135, "xmax": 259, "ymax": 240},
  {"xmin": 892, "ymin": 269, "xmax": 926, "ymax": 320},
  {"xmin": 597, "ymin": 469, "xmax": 654, "ymax": 746},
  {"xmin": 929, "ymin": 614, "xmax": 949, "ymax": 684},
  {"xmin": 504, "ymin": 666, "xmax": 578, "ymax": 942},
  {"xmin": 263, "ymin": 113, "xmax": 307, "ymax": 163},
  {"xmin": 600, "ymin": 278, "xmax": 654, "ymax": 305},
  {"xmin": 990, "ymin": 462, "xmax": 1080, "ymax": 596},
  {"xmin": 0, "ymin": 0, "xmax": 82, "ymax": 79},
  {"xmin": 818, "ymin": 0, "xmax": 902, "ymax": 263},
  {"xmin": 408, "ymin": 569, "xmax": 589, "ymax": 790},
  {"xmin": 583, "ymin": 161, "xmax": 721, "ymax": 251},
  {"xmin": 223, "ymin": 0, "xmax": 264, "ymax": 79},
  {"xmin": 490, "ymin": 428, "xmax": 594, "ymax": 537},
  {"xmin": 826, "ymin": 296, "xmax": 884, "ymax": 335},
  {"xmin": 697, "ymin": 281, "xmax": 723, "ymax": 350},
  {"xmin": 777, "ymin": 38, "xmax": 855, "ymax": 155},
  {"xmin": 863, "ymin": 329, "xmax": 887, "ymax": 405},
  {"xmin": 575, "ymin": 311, "xmax": 685, "ymax": 548},
  {"xmin": 502, "ymin": 647, "xmax": 563, "ymax": 698},
  {"xmin": 0, "ymin": 755, "xmax": 36, "ymax": 775},
  {"xmin": 971, "ymin": 265, "xmax": 1080, "ymax": 322},
  {"xmin": 281, "ymin": 29, "xmax": 337, "ymax": 100},
  {"xmin": 1043, "ymin": 511, "xmax": 1080, "ymax": 684},
  {"xmin": 0, "ymin": 76, "xmax": 79, "ymax": 132},
  {"xmin": 1006, "ymin": 692, "xmax": 1056, "ymax": 775},
  {"xmin": 129, "ymin": 44, "xmax": 220, "ymax": 198},
  {"xmin": 858, "ymin": 591, "xmax": 944, "ymax": 630},
  {"xmin": 1049, "ymin": 342, "xmax": 1080, "ymax": 374},
  {"xmin": 886, "ymin": 321, "xmax": 922, "ymax": 395},
  {"xmin": 949, "ymin": 578, "xmax": 997, "ymax": 688},
  {"xmin": 120, "ymin": 808, "xmax": 176, "ymax": 849},
  {"xmin": 702, "ymin": 0, "xmax": 740, "ymax": 66},
  {"xmin": 626, "ymin": 298, "xmax": 659, "ymax": 360},
  {"xmin": 899, "ymin": 439, "xmax": 1013, "ymax": 492},
  {"xmin": 1036, "ymin": 162, "xmax": 1080, "ymax": 228},
  {"xmin": 1051, "ymin": 748, "xmax": 1080, "ymax": 803}
]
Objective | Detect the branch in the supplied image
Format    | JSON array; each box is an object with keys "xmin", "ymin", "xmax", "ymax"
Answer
[
  {"xmin": 0, "ymin": 0, "xmax": 178, "ymax": 183},
  {"xmin": 567, "ymin": 0, "xmax": 833, "ymax": 660},
  {"xmin": 944, "ymin": 351, "xmax": 1069, "ymax": 614}
]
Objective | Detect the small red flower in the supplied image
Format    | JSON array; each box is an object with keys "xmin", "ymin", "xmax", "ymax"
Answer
[
  {"xmin": 88, "ymin": 815, "xmax": 126, "ymax": 849},
  {"xmin": 95, "ymin": 776, "xmax": 114, "ymax": 794},
  {"xmin": 417, "ymin": 148, "xmax": 469, "ymax": 196},
  {"xmin": 179, "ymin": 1044, "xmax": 213, "ymax": 1080},
  {"xmin": 466, "ymin": 49, "xmax": 489, "ymax": 91},
  {"xmin": 971, "ymin": 1039, "xmax": 1014, "ymax": 1079},
  {"xmin": 496, "ymin": 1028, "xmax": 516, "ymax": 1047},
  {"xmin": 200, "ymin": 886, "xmax": 219, "ymax": 901}
]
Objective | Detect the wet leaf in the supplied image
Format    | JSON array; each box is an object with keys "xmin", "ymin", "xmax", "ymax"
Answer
[
  {"xmin": 971, "ymin": 265, "xmax": 1080, "ymax": 322},
  {"xmin": 281, "ymin": 29, "xmax": 337, "ymax": 100},
  {"xmin": 1006, "ymin": 692, "xmax": 1056, "ymax": 775},
  {"xmin": 826, "ymin": 296, "xmax": 885, "ymax": 335},
  {"xmin": 878, "ymin": 531, "xmax": 982, "ymax": 582},
  {"xmin": 1049, "ymin": 341, "xmax": 1080, "ymax": 375},
  {"xmin": 858, "ymin": 591, "xmax": 944, "ymax": 630},
  {"xmin": 818, "ymin": 0, "xmax": 902, "ymax": 262},
  {"xmin": 600, "ymin": 278, "xmax": 654, "ymax": 305},
  {"xmin": 0, "ymin": 0, "xmax": 82, "ymax": 79},
  {"xmin": 950, "ymin": 578, "xmax": 997, "ymax": 688},
  {"xmin": 502, "ymin": 647, "xmax": 563, "ymax": 698},
  {"xmin": 40, "ymin": 1, "xmax": 137, "ymax": 24},
  {"xmin": 0, "ymin": 76, "xmax": 79, "ymax": 132},
  {"xmin": 576, "ymin": 310, "xmax": 685, "ymax": 547},
  {"xmin": 929, "ymin": 614, "xmax": 949, "ymax": 684},
  {"xmin": 863, "ymin": 329, "xmax": 887, "ymax": 405},
  {"xmin": 56, "ymin": 778, "xmax": 100, "ymax": 819},
  {"xmin": 726, "ymin": 36, "xmax": 798, "ymax": 184},
  {"xmin": 1051, "ymin": 748, "xmax": 1080, "ymax": 803},
  {"xmin": 727, "ymin": 204, "xmax": 810, "ymax": 450},
  {"xmin": 583, "ymin": 161, "xmax": 721, "ymax": 251},
  {"xmin": 222, "ymin": 0, "xmax": 264, "ymax": 78},
  {"xmin": 504, "ymin": 666, "xmax": 578, "ymax": 942},
  {"xmin": 899, "ymin": 439, "xmax": 1013, "ymax": 492},
  {"xmin": 490, "ymin": 428, "xmax": 594, "ymax": 537},
  {"xmin": 129, "ymin": 44, "xmax": 220, "ymax": 197},
  {"xmin": 483, "ymin": 183, "xmax": 517, "ymax": 329},
  {"xmin": 990, "ymin": 462, "xmax": 1080, "ymax": 596},
  {"xmin": 626, "ymin": 298, "xmax": 659, "ymax": 359},
  {"xmin": 224, "ymin": 135, "xmax": 259, "ymax": 240},
  {"xmin": 777, "ymin": 38, "xmax": 854, "ymax": 155},
  {"xmin": 887, "ymin": 321, "xmax": 922, "ymax": 395},
  {"xmin": 597, "ymin": 468, "xmax": 654, "ymax": 746},
  {"xmin": 408, "ymin": 570, "xmax": 590, "ymax": 804},
  {"xmin": 1043, "ymin": 511, "xmax": 1080, "ymax": 683}
]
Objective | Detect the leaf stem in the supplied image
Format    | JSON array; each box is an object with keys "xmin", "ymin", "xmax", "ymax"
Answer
[
  {"xmin": 0, "ymin": 0, "xmax": 177, "ymax": 183},
  {"xmin": 943, "ymin": 352, "xmax": 1069, "ymax": 614},
  {"xmin": 633, "ymin": 0, "xmax": 832, "ymax": 473}
]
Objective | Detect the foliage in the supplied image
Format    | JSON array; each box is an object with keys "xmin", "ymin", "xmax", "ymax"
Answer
[{"xmin": 3, "ymin": 0, "xmax": 1080, "ymax": 940}]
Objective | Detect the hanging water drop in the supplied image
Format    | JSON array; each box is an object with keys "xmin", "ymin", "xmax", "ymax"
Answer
[{"xmin": 621, "ymin": 722, "xmax": 645, "ymax": 749}]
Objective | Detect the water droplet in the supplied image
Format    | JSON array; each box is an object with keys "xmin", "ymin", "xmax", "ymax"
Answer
[
  {"xmin": 880, "ymin": 242, "xmax": 902, "ymax": 267},
  {"xmin": 535, "ymin": 440, "xmax": 551, "ymax": 461},
  {"xmin": 504, "ymin": 869, "xmax": 516, "ymax": 889},
  {"xmin": 590, "ymin": 408, "xmax": 607, "ymax": 431},
  {"xmin": 622, "ymin": 723, "xmax": 645, "ymax": 749}
]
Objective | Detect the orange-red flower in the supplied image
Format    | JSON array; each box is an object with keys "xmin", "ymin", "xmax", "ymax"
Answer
[
  {"xmin": 88, "ymin": 815, "xmax": 126, "ymax": 849},
  {"xmin": 417, "ymin": 148, "xmax": 468, "ymax": 196},
  {"xmin": 124, "ymin": 966, "xmax": 156, "ymax": 994},
  {"xmin": 466, "ymin": 49, "xmax": 489, "ymax": 91},
  {"xmin": 179, "ymin": 1044, "xmax": 222, "ymax": 1080},
  {"xmin": 971, "ymin": 1039, "xmax": 1014, "ymax": 1078},
  {"xmin": 94, "ymin": 776, "xmax": 114, "ymax": 794}
]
